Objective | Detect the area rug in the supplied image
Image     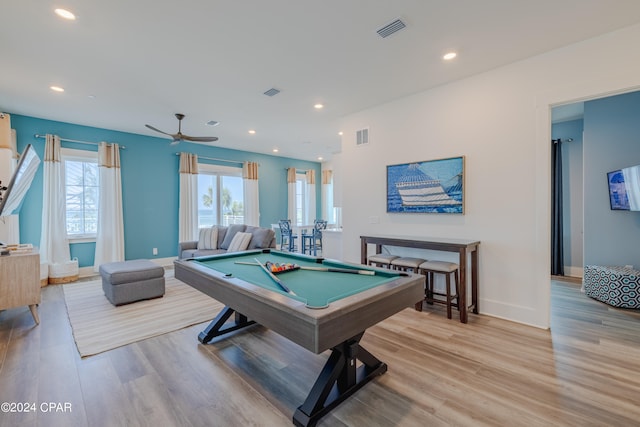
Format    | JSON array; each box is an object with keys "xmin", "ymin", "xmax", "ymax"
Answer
[{"xmin": 63, "ymin": 271, "xmax": 222, "ymax": 357}]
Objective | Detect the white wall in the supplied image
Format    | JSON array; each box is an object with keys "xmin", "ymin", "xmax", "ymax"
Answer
[{"xmin": 338, "ymin": 24, "xmax": 640, "ymax": 328}]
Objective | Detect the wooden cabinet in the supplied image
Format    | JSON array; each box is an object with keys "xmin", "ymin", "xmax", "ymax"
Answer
[{"xmin": 0, "ymin": 251, "xmax": 40, "ymax": 324}]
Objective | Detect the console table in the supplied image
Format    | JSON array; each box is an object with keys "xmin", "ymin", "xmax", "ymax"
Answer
[
  {"xmin": 0, "ymin": 251, "xmax": 41, "ymax": 324},
  {"xmin": 360, "ymin": 235, "xmax": 480, "ymax": 323}
]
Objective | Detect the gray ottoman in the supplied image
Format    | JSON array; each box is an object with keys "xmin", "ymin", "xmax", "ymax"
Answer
[{"xmin": 99, "ymin": 260, "xmax": 165, "ymax": 306}]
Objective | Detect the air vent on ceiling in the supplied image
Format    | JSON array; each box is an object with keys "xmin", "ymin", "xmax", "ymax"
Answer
[
  {"xmin": 376, "ymin": 19, "xmax": 406, "ymax": 38},
  {"xmin": 263, "ymin": 88, "xmax": 281, "ymax": 97},
  {"xmin": 356, "ymin": 128, "xmax": 369, "ymax": 146}
]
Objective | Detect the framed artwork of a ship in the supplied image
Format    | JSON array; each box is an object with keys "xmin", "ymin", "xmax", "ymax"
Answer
[{"xmin": 387, "ymin": 156, "xmax": 464, "ymax": 214}]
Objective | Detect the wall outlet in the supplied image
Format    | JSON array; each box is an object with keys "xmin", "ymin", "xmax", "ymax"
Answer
[{"xmin": 153, "ymin": 248, "xmax": 158, "ymax": 256}]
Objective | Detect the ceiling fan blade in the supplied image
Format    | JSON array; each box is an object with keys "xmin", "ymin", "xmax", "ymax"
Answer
[
  {"xmin": 145, "ymin": 124, "xmax": 172, "ymax": 136},
  {"xmin": 146, "ymin": 114, "xmax": 216, "ymax": 144},
  {"xmin": 180, "ymin": 135, "xmax": 219, "ymax": 142}
]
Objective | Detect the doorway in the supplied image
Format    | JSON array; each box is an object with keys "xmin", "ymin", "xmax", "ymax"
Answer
[{"xmin": 551, "ymin": 103, "xmax": 584, "ymax": 280}]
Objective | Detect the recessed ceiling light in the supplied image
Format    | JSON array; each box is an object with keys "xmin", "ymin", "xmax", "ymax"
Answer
[
  {"xmin": 443, "ymin": 52, "xmax": 457, "ymax": 60},
  {"xmin": 248, "ymin": 129, "xmax": 256, "ymax": 134},
  {"xmin": 54, "ymin": 8, "xmax": 76, "ymax": 20},
  {"xmin": 50, "ymin": 86, "xmax": 65, "ymax": 92},
  {"xmin": 272, "ymin": 148, "xmax": 279, "ymax": 153},
  {"xmin": 317, "ymin": 156, "xmax": 323, "ymax": 161},
  {"xmin": 314, "ymin": 103, "xmax": 324, "ymax": 109},
  {"xmin": 338, "ymin": 131, "xmax": 343, "ymax": 136},
  {"xmin": 206, "ymin": 120, "xmax": 220, "ymax": 126}
]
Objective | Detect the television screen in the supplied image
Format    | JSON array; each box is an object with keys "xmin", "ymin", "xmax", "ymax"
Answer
[
  {"xmin": 607, "ymin": 165, "xmax": 640, "ymax": 211},
  {"xmin": 0, "ymin": 144, "xmax": 41, "ymax": 217}
]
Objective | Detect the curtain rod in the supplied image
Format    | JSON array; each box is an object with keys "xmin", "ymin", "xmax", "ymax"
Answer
[
  {"xmin": 552, "ymin": 138, "xmax": 574, "ymax": 143},
  {"xmin": 175, "ymin": 152, "xmax": 244, "ymax": 165},
  {"xmin": 285, "ymin": 168, "xmax": 309, "ymax": 172},
  {"xmin": 34, "ymin": 134, "xmax": 126, "ymax": 149}
]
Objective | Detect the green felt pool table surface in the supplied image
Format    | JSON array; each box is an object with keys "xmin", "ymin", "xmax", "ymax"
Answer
[{"xmin": 193, "ymin": 250, "xmax": 399, "ymax": 309}]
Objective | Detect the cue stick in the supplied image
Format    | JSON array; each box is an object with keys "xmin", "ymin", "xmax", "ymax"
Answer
[
  {"xmin": 235, "ymin": 261, "xmax": 375, "ymax": 276},
  {"xmin": 300, "ymin": 266, "xmax": 376, "ymax": 275},
  {"xmin": 253, "ymin": 258, "xmax": 297, "ymax": 296}
]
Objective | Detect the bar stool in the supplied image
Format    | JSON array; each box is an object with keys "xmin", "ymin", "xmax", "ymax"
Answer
[
  {"xmin": 419, "ymin": 260, "xmax": 460, "ymax": 319},
  {"xmin": 302, "ymin": 219, "xmax": 327, "ymax": 255},
  {"xmin": 390, "ymin": 257, "xmax": 426, "ymax": 273},
  {"xmin": 367, "ymin": 254, "xmax": 399, "ymax": 269},
  {"xmin": 390, "ymin": 257, "xmax": 427, "ymax": 311},
  {"xmin": 278, "ymin": 219, "xmax": 297, "ymax": 252}
]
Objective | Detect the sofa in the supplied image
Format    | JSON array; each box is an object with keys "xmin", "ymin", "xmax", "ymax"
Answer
[{"xmin": 178, "ymin": 224, "xmax": 276, "ymax": 260}]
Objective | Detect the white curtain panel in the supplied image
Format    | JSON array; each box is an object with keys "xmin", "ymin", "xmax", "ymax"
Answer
[
  {"xmin": 0, "ymin": 148, "xmax": 19, "ymax": 245},
  {"xmin": 243, "ymin": 161, "xmax": 260, "ymax": 226},
  {"xmin": 287, "ymin": 168, "xmax": 297, "ymax": 224},
  {"xmin": 321, "ymin": 170, "xmax": 334, "ymax": 224},
  {"xmin": 178, "ymin": 153, "xmax": 198, "ymax": 242},
  {"xmin": 94, "ymin": 142, "xmax": 124, "ymax": 271},
  {"xmin": 40, "ymin": 134, "xmax": 70, "ymax": 266},
  {"xmin": 305, "ymin": 170, "xmax": 316, "ymax": 224}
]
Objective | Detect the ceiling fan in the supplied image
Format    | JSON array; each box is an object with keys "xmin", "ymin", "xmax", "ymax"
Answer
[{"xmin": 145, "ymin": 113, "xmax": 218, "ymax": 145}]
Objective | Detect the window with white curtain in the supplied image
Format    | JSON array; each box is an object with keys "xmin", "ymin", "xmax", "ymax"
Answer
[
  {"xmin": 197, "ymin": 163, "xmax": 244, "ymax": 227},
  {"xmin": 61, "ymin": 148, "xmax": 99, "ymax": 240}
]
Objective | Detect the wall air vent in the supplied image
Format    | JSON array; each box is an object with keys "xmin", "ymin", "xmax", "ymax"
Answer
[
  {"xmin": 356, "ymin": 128, "xmax": 369, "ymax": 146},
  {"xmin": 376, "ymin": 19, "xmax": 406, "ymax": 38},
  {"xmin": 263, "ymin": 88, "xmax": 281, "ymax": 97}
]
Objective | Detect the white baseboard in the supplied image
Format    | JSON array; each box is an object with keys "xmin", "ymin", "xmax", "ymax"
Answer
[
  {"xmin": 479, "ymin": 298, "xmax": 549, "ymax": 329},
  {"xmin": 150, "ymin": 256, "xmax": 178, "ymax": 267},
  {"xmin": 564, "ymin": 265, "xmax": 584, "ymax": 278}
]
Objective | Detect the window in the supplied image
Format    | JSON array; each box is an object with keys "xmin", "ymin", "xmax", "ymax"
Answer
[
  {"xmin": 295, "ymin": 173, "xmax": 307, "ymax": 225},
  {"xmin": 61, "ymin": 148, "xmax": 99, "ymax": 239},
  {"xmin": 197, "ymin": 164, "xmax": 244, "ymax": 227}
]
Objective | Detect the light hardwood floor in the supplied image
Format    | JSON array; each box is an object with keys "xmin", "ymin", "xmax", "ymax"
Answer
[{"xmin": 1, "ymin": 278, "xmax": 639, "ymax": 427}]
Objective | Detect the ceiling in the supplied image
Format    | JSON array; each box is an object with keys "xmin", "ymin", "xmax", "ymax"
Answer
[{"xmin": 2, "ymin": 1, "xmax": 640, "ymax": 162}]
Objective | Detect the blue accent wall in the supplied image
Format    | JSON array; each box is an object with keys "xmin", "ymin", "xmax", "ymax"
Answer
[
  {"xmin": 583, "ymin": 91, "xmax": 640, "ymax": 267},
  {"xmin": 10, "ymin": 114, "xmax": 321, "ymax": 267}
]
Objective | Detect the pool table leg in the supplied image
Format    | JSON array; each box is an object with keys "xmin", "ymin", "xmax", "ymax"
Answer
[
  {"xmin": 198, "ymin": 306, "xmax": 256, "ymax": 344},
  {"xmin": 293, "ymin": 332, "xmax": 387, "ymax": 427}
]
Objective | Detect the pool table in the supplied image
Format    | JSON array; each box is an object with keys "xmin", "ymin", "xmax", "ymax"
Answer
[{"xmin": 174, "ymin": 249, "xmax": 423, "ymax": 427}]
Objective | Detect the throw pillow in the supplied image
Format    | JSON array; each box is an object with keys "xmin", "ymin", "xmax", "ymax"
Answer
[
  {"xmin": 219, "ymin": 224, "xmax": 247, "ymax": 249},
  {"xmin": 197, "ymin": 226, "xmax": 218, "ymax": 250},
  {"xmin": 246, "ymin": 226, "xmax": 276, "ymax": 249},
  {"xmin": 226, "ymin": 232, "xmax": 253, "ymax": 252}
]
